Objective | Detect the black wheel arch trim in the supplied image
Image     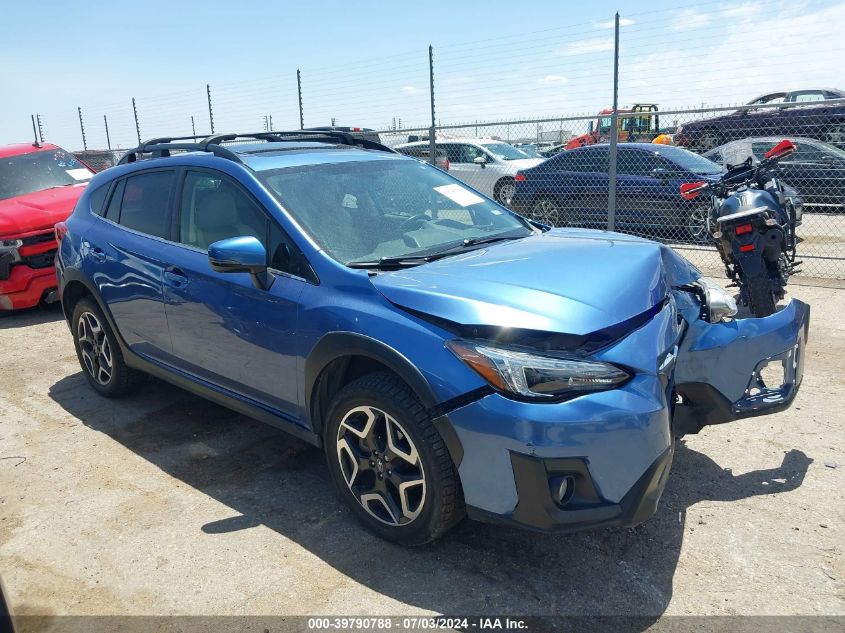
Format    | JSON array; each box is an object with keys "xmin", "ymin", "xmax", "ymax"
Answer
[{"xmin": 304, "ymin": 331, "xmax": 467, "ymax": 466}]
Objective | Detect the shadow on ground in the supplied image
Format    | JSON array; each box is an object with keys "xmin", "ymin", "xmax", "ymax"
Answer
[
  {"xmin": 0, "ymin": 303, "xmax": 63, "ymax": 329},
  {"xmin": 48, "ymin": 373, "xmax": 811, "ymax": 623}
]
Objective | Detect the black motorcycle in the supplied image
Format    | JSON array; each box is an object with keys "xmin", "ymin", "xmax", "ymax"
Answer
[{"xmin": 680, "ymin": 140, "xmax": 803, "ymax": 317}]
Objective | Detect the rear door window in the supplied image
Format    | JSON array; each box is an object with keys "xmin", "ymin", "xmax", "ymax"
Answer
[{"xmin": 114, "ymin": 171, "xmax": 176, "ymax": 239}]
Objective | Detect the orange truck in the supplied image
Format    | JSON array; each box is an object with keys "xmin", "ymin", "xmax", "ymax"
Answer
[{"xmin": 566, "ymin": 104, "xmax": 661, "ymax": 149}]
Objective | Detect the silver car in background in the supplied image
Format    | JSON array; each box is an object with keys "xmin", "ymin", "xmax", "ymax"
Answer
[{"xmin": 396, "ymin": 138, "xmax": 543, "ymax": 204}]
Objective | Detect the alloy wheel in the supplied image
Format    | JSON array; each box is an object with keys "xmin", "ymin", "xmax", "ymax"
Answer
[
  {"xmin": 532, "ymin": 197, "xmax": 561, "ymax": 226},
  {"xmin": 497, "ymin": 181, "xmax": 516, "ymax": 205},
  {"xmin": 335, "ymin": 405, "xmax": 426, "ymax": 527},
  {"xmin": 687, "ymin": 206, "xmax": 710, "ymax": 242},
  {"xmin": 77, "ymin": 311, "xmax": 113, "ymax": 386}
]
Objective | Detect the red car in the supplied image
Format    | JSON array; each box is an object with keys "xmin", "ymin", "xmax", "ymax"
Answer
[{"xmin": 0, "ymin": 143, "xmax": 93, "ymax": 311}]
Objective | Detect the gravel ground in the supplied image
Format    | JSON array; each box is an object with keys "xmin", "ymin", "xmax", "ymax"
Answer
[{"xmin": 0, "ymin": 283, "xmax": 843, "ymax": 629}]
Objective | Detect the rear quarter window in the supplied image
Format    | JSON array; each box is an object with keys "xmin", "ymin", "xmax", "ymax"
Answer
[
  {"xmin": 112, "ymin": 171, "xmax": 176, "ymax": 239},
  {"xmin": 88, "ymin": 184, "xmax": 110, "ymax": 216}
]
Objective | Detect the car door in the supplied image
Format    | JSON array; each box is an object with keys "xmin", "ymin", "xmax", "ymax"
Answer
[
  {"xmin": 82, "ymin": 169, "xmax": 175, "ymax": 360},
  {"xmin": 566, "ymin": 147, "xmax": 610, "ymax": 228},
  {"xmin": 615, "ymin": 149, "xmax": 679, "ymax": 234},
  {"xmin": 158, "ymin": 169, "xmax": 308, "ymax": 419},
  {"xmin": 440, "ymin": 143, "xmax": 496, "ymax": 197}
]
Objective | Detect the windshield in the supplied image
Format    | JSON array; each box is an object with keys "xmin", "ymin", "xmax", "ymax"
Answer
[
  {"xmin": 0, "ymin": 148, "xmax": 93, "ymax": 201},
  {"xmin": 480, "ymin": 143, "xmax": 532, "ymax": 161},
  {"xmin": 654, "ymin": 146, "xmax": 723, "ymax": 175},
  {"xmin": 257, "ymin": 158, "xmax": 532, "ymax": 265}
]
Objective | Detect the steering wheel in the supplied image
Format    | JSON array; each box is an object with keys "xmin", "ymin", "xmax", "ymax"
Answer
[{"xmin": 401, "ymin": 214, "xmax": 431, "ymax": 231}]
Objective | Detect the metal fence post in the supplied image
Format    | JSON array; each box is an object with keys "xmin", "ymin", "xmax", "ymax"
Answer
[
  {"xmin": 428, "ymin": 44, "xmax": 436, "ymax": 165},
  {"xmin": 297, "ymin": 69, "xmax": 304, "ymax": 129},
  {"xmin": 104, "ymin": 115, "xmax": 111, "ymax": 150},
  {"xmin": 191, "ymin": 115, "xmax": 196, "ymax": 136},
  {"xmin": 207, "ymin": 84, "xmax": 215, "ymax": 134},
  {"xmin": 132, "ymin": 98, "xmax": 141, "ymax": 145},
  {"xmin": 77, "ymin": 107, "xmax": 88, "ymax": 151},
  {"xmin": 607, "ymin": 12, "xmax": 620, "ymax": 232},
  {"xmin": 31, "ymin": 115, "xmax": 39, "ymax": 145},
  {"xmin": 36, "ymin": 114, "xmax": 44, "ymax": 143}
]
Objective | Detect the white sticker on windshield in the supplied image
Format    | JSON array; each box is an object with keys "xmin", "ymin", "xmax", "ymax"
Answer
[
  {"xmin": 66, "ymin": 168, "xmax": 92, "ymax": 181},
  {"xmin": 434, "ymin": 183, "xmax": 485, "ymax": 207}
]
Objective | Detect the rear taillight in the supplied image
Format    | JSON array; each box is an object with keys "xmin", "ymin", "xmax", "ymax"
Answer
[
  {"xmin": 514, "ymin": 173, "xmax": 526, "ymax": 182},
  {"xmin": 739, "ymin": 244, "xmax": 755, "ymax": 252},
  {"xmin": 55, "ymin": 222, "xmax": 69, "ymax": 244},
  {"xmin": 735, "ymin": 223, "xmax": 753, "ymax": 235}
]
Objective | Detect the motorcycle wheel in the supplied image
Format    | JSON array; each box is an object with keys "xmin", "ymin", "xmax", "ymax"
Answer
[{"xmin": 745, "ymin": 274, "xmax": 777, "ymax": 318}]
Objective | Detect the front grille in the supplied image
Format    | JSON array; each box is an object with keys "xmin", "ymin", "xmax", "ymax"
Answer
[
  {"xmin": 22, "ymin": 249, "xmax": 57, "ymax": 269},
  {"xmin": 21, "ymin": 232, "xmax": 55, "ymax": 246}
]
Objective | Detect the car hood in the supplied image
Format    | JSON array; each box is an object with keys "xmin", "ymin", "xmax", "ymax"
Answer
[
  {"xmin": 0, "ymin": 184, "xmax": 87, "ymax": 237},
  {"xmin": 371, "ymin": 228, "xmax": 701, "ymax": 335}
]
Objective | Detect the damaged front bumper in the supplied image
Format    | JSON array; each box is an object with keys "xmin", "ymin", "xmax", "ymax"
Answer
[
  {"xmin": 443, "ymin": 293, "xmax": 809, "ymax": 533},
  {"xmin": 673, "ymin": 294, "xmax": 810, "ymax": 435}
]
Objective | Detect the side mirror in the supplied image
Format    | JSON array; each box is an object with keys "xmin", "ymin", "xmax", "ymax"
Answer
[
  {"xmin": 473, "ymin": 155, "xmax": 487, "ymax": 167},
  {"xmin": 208, "ymin": 236, "xmax": 274, "ymax": 290},
  {"xmin": 764, "ymin": 139, "xmax": 797, "ymax": 160}
]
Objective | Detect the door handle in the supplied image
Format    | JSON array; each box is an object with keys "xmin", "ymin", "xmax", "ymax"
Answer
[{"xmin": 164, "ymin": 267, "xmax": 188, "ymax": 288}]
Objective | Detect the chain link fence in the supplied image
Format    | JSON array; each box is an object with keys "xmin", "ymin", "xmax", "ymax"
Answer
[{"xmin": 378, "ymin": 98, "xmax": 845, "ymax": 279}]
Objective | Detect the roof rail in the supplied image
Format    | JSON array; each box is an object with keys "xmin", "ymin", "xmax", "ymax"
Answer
[{"xmin": 117, "ymin": 130, "xmax": 394, "ymax": 165}]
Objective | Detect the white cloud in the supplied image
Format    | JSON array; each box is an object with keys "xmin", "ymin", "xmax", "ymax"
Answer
[
  {"xmin": 594, "ymin": 18, "xmax": 635, "ymax": 28},
  {"xmin": 401, "ymin": 85, "xmax": 424, "ymax": 95},
  {"xmin": 538, "ymin": 74, "xmax": 568, "ymax": 86},
  {"xmin": 673, "ymin": 9, "xmax": 712, "ymax": 31},
  {"xmin": 556, "ymin": 37, "xmax": 614, "ymax": 56},
  {"xmin": 721, "ymin": 3, "xmax": 762, "ymax": 18}
]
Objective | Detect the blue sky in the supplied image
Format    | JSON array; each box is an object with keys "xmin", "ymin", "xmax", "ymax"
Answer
[{"xmin": 3, "ymin": 0, "xmax": 844, "ymax": 149}]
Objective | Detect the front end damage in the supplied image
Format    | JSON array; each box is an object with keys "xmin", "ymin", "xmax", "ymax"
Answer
[{"xmin": 372, "ymin": 230, "xmax": 810, "ymax": 532}]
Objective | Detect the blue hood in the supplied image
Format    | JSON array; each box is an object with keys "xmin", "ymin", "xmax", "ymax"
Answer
[{"xmin": 370, "ymin": 229, "xmax": 700, "ymax": 335}]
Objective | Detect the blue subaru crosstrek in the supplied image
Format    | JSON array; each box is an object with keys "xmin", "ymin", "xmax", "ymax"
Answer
[{"xmin": 56, "ymin": 131, "xmax": 810, "ymax": 545}]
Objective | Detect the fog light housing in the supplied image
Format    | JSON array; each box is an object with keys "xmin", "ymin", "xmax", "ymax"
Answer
[{"xmin": 549, "ymin": 475, "xmax": 575, "ymax": 507}]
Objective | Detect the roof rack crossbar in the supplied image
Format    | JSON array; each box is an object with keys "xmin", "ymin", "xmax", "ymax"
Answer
[{"xmin": 117, "ymin": 129, "xmax": 394, "ymax": 165}]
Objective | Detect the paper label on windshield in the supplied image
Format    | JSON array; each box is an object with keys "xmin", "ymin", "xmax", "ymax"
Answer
[
  {"xmin": 66, "ymin": 168, "xmax": 92, "ymax": 181},
  {"xmin": 434, "ymin": 184, "xmax": 484, "ymax": 207}
]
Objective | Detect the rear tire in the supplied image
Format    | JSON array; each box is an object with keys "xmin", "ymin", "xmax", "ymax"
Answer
[
  {"xmin": 71, "ymin": 297, "xmax": 143, "ymax": 397},
  {"xmin": 324, "ymin": 372, "xmax": 465, "ymax": 546},
  {"xmin": 696, "ymin": 129, "xmax": 722, "ymax": 152},
  {"xmin": 494, "ymin": 178, "xmax": 516, "ymax": 206},
  {"xmin": 745, "ymin": 275, "xmax": 777, "ymax": 317}
]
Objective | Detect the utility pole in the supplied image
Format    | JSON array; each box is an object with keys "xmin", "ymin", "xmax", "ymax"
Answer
[
  {"xmin": 191, "ymin": 115, "xmax": 196, "ymax": 136},
  {"xmin": 607, "ymin": 12, "xmax": 621, "ymax": 231},
  {"xmin": 77, "ymin": 107, "xmax": 88, "ymax": 151},
  {"xmin": 207, "ymin": 84, "xmax": 215, "ymax": 134},
  {"xmin": 132, "ymin": 97, "xmax": 141, "ymax": 144},
  {"xmin": 104, "ymin": 115, "xmax": 111, "ymax": 150},
  {"xmin": 428, "ymin": 44, "xmax": 436, "ymax": 165},
  {"xmin": 269, "ymin": 114, "xmax": 273, "ymax": 131},
  {"xmin": 297, "ymin": 69, "xmax": 304, "ymax": 129}
]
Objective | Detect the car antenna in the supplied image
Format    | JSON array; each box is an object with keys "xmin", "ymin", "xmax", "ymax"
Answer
[{"xmin": 30, "ymin": 115, "xmax": 41, "ymax": 147}]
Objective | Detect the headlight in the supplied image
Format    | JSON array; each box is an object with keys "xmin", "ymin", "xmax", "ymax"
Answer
[
  {"xmin": 697, "ymin": 278, "xmax": 737, "ymax": 322},
  {"xmin": 0, "ymin": 239, "xmax": 22, "ymax": 263},
  {"xmin": 446, "ymin": 339, "xmax": 631, "ymax": 401}
]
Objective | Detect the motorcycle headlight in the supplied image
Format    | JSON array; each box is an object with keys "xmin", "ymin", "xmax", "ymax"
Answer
[
  {"xmin": 446, "ymin": 339, "xmax": 631, "ymax": 401},
  {"xmin": 697, "ymin": 278, "xmax": 737, "ymax": 323}
]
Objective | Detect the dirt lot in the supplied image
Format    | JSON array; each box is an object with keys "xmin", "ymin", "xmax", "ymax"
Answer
[{"xmin": 1, "ymin": 283, "xmax": 843, "ymax": 628}]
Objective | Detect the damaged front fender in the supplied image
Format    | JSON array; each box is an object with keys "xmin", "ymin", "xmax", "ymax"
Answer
[{"xmin": 673, "ymin": 296, "xmax": 810, "ymax": 435}]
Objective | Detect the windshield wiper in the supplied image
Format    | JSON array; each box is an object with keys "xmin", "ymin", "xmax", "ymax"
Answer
[{"xmin": 347, "ymin": 233, "xmax": 528, "ymax": 270}]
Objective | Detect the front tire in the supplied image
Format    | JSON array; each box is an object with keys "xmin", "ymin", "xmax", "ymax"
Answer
[
  {"xmin": 530, "ymin": 195, "xmax": 563, "ymax": 226},
  {"xmin": 324, "ymin": 372, "xmax": 464, "ymax": 545},
  {"xmin": 71, "ymin": 297, "xmax": 143, "ymax": 397},
  {"xmin": 696, "ymin": 129, "xmax": 722, "ymax": 152}
]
